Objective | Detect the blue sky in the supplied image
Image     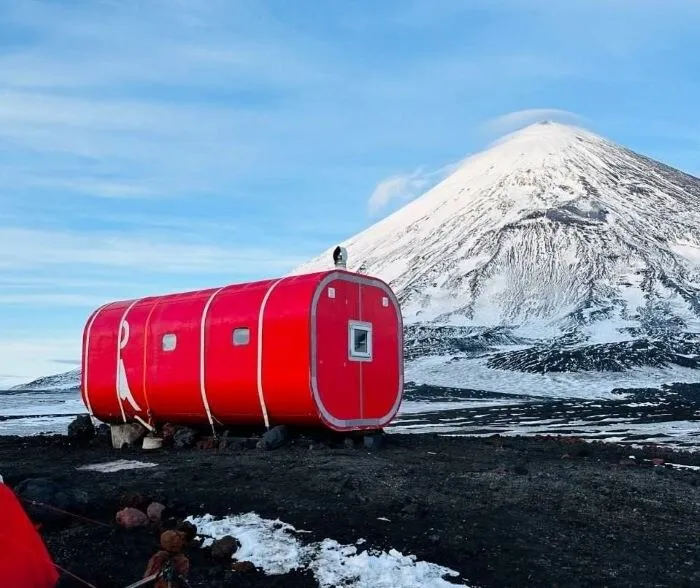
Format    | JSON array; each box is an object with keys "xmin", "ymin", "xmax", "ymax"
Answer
[{"xmin": 1, "ymin": 0, "xmax": 699, "ymax": 386}]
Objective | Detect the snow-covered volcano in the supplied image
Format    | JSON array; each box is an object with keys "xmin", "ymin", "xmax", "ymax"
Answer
[{"xmin": 294, "ymin": 122, "xmax": 700, "ymax": 342}]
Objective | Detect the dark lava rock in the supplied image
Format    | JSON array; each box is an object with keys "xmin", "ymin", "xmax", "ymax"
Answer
[
  {"xmin": 211, "ymin": 535, "xmax": 240, "ymax": 560},
  {"xmin": 176, "ymin": 521, "xmax": 198, "ymax": 543},
  {"xmin": 173, "ymin": 427, "xmax": 197, "ymax": 449},
  {"xmin": 95, "ymin": 423, "xmax": 111, "ymax": 442},
  {"xmin": 67, "ymin": 415, "xmax": 95, "ymax": 443},
  {"xmin": 162, "ymin": 423, "xmax": 177, "ymax": 444},
  {"xmin": 231, "ymin": 561, "xmax": 256, "ymax": 573},
  {"xmin": 13, "ymin": 478, "xmax": 89, "ymax": 524},
  {"xmin": 257, "ymin": 425, "xmax": 291, "ymax": 450},
  {"xmin": 363, "ymin": 432, "xmax": 385, "ymax": 451}
]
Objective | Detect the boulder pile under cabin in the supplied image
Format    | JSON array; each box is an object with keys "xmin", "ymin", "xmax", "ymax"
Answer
[{"xmin": 80, "ymin": 248, "xmax": 404, "ymax": 441}]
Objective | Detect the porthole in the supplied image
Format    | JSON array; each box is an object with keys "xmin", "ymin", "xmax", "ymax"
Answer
[{"xmin": 162, "ymin": 333, "xmax": 176, "ymax": 352}]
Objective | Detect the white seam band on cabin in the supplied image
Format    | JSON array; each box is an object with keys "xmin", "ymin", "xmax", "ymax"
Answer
[
  {"xmin": 83, "ymin": 303, "xmax": 108, "ymax": 418},
  {"xmin": 116, "ymin": 299, "xmax": 142, "ymax": 423},
  {"xmin": 359, "ymin": 282, "xmax": 363, "ymax": 419},
  {"xmin": 200, "ymin": 287, "xmax": 227, "ymax": 438},
  {"xmin": 257, "ymin": 278, "xmax": 284, "ymax": 429}
]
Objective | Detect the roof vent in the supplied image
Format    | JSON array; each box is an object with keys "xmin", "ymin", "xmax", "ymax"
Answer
[{"xmin": 333, "ymin": 246, "xmax": 348, "ymax": 269}]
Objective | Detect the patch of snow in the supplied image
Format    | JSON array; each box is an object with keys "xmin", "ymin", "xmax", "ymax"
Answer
[
  {"xmin": 671, "ymin": 240, "xmax": 700, "ymax": 265},
  {"xmin": 398, "ymin": 399, "xmax": 518, "ymax": 415},
  {"xmin": 665, "ymin": 462, "xmax": 700, "ymax": 471},
  {"xmin": 186, "ymin": 513, "xmax": 464, "ymax": 587},
  {"xmin": 0, "ymin": 392, "xmax": 84, "ymax": 418},
  {"xmin": 189, "ymin": 513, "xmax": 305, "ymax": 575},
  {"xmin": 405, "ymin": 355, "xmax": 700, "ymax": 400},
  {"xmin": 77, "ymin": 460, "xmax": 157, "ymax": 473},
  {"xmin": 0, "ymin": 415, "xmax": 76, "ymax": 437}
]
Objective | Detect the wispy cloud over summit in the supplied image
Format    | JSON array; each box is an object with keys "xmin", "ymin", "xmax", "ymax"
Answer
[{"xmin": 479, "ymin": 109, "xmax": 588, "ymax": 140}]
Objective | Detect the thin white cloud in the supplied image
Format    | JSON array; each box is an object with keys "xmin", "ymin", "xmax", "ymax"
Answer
[
  {"xmin": 27, "ymin": 178, "xmax": 161, "ymax": 199},
  {"xmin": 478, "ymin": 109, "xmax": 587, "ymax": 140},
  {"xmin": 0, "ymin": 294, "xmax": 109, "ymax": 308},
  {"xmin": 0, "ymin": 227, "xmax": 308, "ymax": 276},
  {"xmin": 367, "ymin": 161, "xmax": 462, "ymax": 215},
  {"xmin": 368, "ymin": 170, "xmax": 427, "ymax": 215}
]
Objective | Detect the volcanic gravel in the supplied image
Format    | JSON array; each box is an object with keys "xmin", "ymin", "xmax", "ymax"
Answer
[{"xmin": 1, "ymin": 431, "xmax": 699, "ymax": 588}]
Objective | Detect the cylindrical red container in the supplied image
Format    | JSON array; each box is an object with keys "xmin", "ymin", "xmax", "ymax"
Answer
[{"xmin": 81, "ymin": 269, "xmax": 403, "ymax": 432}]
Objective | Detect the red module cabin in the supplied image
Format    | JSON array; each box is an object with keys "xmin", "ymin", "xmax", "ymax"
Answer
[{"xmin": 81, "ymin": 256, "xmax": 403, "ymax": 433}]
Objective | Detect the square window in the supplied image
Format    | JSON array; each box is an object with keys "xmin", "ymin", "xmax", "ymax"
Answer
[
  {"xmin": 348, "ymin": 320, "xmax": 372, "ymax": 361},
  {"xmin": 233, "ymin": 327, "xmax": 250, "ymax": 346},
  {"xmin": 354, "ymin": 329, "xmax": 368, "ymax": 353},
  {"xmin": 162, "ymin": 333, "xmax": 176, "ymax": 352}
]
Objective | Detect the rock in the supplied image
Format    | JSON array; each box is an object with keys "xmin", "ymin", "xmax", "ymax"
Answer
[
  {"xmin": 110, "ymin": 423, "xmax": 147, "ymax": 449},
  {"xmin": 561, "ymin": 454, "xmax": 572, "ymax": 459},
  {"xmin": 231, "ymin": 561, "xmax": 256, "ymax": 573},
  {"xmin": 176, "ymin": 521, "xmax": 198, "ymax": 543},
  {"xmin": 160, "ymin": 530, "xmax": 186, "ymax": 553},
  {"xmin": 336, "ymin": 474, "xmax": 361, "ymax": 493},
  {"xmin": 144, "ymin": 551, "xmax": 189, "ymax": 585},
  {"xmin": 13, "ymin": 478, "xmax": 90, "ymax": 524},
  {"xmin": 147, "ymin": 502, "xmax": 166, "ymax": 523},
  {"xmin": 429, "ymin": 534, "xmax": 441, "ymax": 543},
  {"xmin": 344, "ymin": 437, "xmax": 356, "ymax": 449},
  {"xmin": 173, "ymin": 427, "xmax": 197, "ymax": 450},
  {"xmin": 67, "ymin": 415, "xmax": 95, "ymax": 443},
  {"xmin": 95, "ymin": 424, "xmax": 111, "ymax": 442},
  {"xmin": 120, "ymin": 491, "xmax": 149, "ymax": 511},
  {"xmin": 162, "ymin": 423, "xmax": 177, "ymax": 444},
  {"xmin": 652, "ymin": 458, "xmax": 665, "ymax": 466},
  {"xmin": 363, "ymin": 432, "xmax": 385, "ymax": 451},
  {"xmin": 196, "ymin": 437, "xmax": 217, "ymax": 450},
  {"xmin": 115, "ymin": 507, "xmax": 148, "ymax": 528},
  {"xmin": 402, "ymin": 503, "xmax": 419, "ymax": 516},
  {"xmin": 619, "ymin": 458, "xmax": 636, "ymax": 467},
  {"xmin": 211, "ymin": 535, "xmax": 239, "ymax": 560},
  {"xmin": 257, "ymin": 425, "xmax": 291, "ymax": 450}
]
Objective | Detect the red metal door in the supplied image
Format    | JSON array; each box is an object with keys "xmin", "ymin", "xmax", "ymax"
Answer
[
  {"xmin": 313, "ymin": 277, "xmax": 362, "ymax": 424},
  {"xmin": 360, "ymin": 283, "xmax": 401, "ymax": 421}
]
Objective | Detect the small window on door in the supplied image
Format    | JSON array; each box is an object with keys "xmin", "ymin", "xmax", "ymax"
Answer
[
  {"xmin": 348, "ymin": 321, "xmax": 372, "ymax": 360},
  {"xmin": 232, "ymin": 327, "xmax": 250, "ymax": 346},
  {"xmin": 162, "ymin": 333, "xmax": 177, "ymax": 352}
]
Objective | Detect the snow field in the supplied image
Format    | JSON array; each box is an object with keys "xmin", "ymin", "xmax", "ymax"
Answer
[{"xmin": 186, "ymin": 512, "xmax": 465, "ymax": 587}]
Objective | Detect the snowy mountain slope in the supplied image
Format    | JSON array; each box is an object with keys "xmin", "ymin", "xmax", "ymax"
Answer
[
  {"xmin": 9, "ymin": 368, "xmax": 80, "ymax": 392},
  {"xmin": 293, "ymin": 122, "xmax": 700, "ymax": 342}
]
